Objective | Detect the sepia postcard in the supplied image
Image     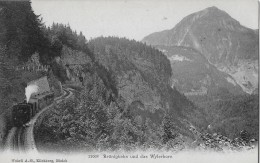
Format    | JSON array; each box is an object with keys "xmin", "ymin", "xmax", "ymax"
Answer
[{"xmin": 0, "ymin": 0, "xmax": 258, "ymax": 162}]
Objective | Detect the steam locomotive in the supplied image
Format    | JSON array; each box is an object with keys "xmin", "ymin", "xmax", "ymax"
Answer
[{"xmin": 12, "ymin": 91, "xmax": 54, "ymax": 127}]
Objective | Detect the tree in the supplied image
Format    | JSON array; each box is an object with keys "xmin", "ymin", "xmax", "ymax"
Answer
[
  {"xmin": 0, "ymin": 1, "xmax": 49, "ymax": 62},
  {"xmin": 162, "ymin": 115, "xmax": 178, "ymax": 143}
]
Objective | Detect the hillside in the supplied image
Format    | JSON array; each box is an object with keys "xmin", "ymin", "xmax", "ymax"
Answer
[
  {"xmin": 34, "ymin": 36, "xmax": 210, "ymax": 152},
  {"xmin": 189, "ymin": 94, "xmax": 259, "ymax": 139},
  {"xmin": 87, "ymin": 37, "xmax": 207, "ymax": 128},
  {"xmin": 143, "ymin": 6, "xmax": 258, "ymax": 94},
  {"xmin": 155, "ymin": 45, "xmax": 244, "ymax": 97}
]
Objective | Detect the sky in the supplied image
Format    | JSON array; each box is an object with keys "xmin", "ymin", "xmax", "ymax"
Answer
[{"xmin": 31, "ymin": 0, "xmax": 258, "ymax": 41}]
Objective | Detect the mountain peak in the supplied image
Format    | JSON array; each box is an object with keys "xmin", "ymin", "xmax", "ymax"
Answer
[
  {"xmin": 196, "ymin": 6, "xmax": 231, "ymax": 18},
  {"xmin": 206, "ymin": 6, "xmax": 220, "ymax": 11}
]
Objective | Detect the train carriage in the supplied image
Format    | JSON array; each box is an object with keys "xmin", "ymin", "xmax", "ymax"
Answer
[{"xmin": 30, "ymin": 91, "xmax": 54, "ymax": 111}]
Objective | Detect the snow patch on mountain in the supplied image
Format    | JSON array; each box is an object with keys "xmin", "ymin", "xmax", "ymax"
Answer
[
  {"xmin": 169, "ymin": 55, "xmax": 192, "ymax": 62},
  {"xmin": 226, "ymin": 77, "xmax": 236, "ymax": 86},
  {"xmin": 184, "ymin": 86, "xmax": 208, "ymax": 96}
]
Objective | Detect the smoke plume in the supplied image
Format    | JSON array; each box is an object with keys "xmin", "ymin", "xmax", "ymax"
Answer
[{"xmin": 25, "ymin": 84, "xmax": 39, "ymax": 103}]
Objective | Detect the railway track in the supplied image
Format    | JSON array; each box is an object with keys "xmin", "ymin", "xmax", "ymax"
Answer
[
  {"xmin": 4, "ymin": 88, "xmax": 72, "ymax": 153},
  {"xmin": 7, "ymin": 127, "xmax": 25, "ymax": 152}
]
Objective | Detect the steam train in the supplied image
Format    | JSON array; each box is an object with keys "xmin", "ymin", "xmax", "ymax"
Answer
[{"xmin": 12, "ymin": 91, "xmax": 54, "ymax": 127}]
